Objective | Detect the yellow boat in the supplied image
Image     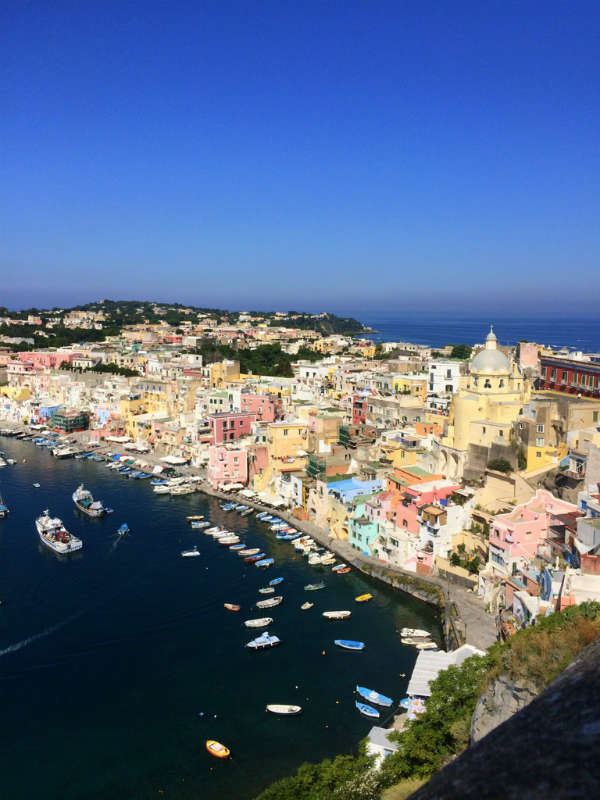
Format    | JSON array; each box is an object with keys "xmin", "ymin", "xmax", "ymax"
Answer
[
  {"xmin": 355, "ymin": 593, "xmax": 373, "ymax": 603},
  {"xmin": 206, "ymin": 739, "xmax": 230, "ymax": 759}
]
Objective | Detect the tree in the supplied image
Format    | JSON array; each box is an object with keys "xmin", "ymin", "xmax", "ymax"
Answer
[
  {"xmin": 450, "ymin": 344, "xmax": 472, "ymax": 360},
  {"xmin": 487, "ymin": 458, "xmax": 512, "ymax": 473},
  {"xmin": 450, "ymin": 553, "xmax": 461, "ymax": 567}
]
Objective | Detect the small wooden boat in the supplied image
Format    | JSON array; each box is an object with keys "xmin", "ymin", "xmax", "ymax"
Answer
[
  {"xmin": 256, "ymin": 595, "xmax": 283, "ymax": 609},
  {"xmin": 245, "ymin": 552, "xmax": 266, "ymax": 563},
  {"xmin": 186, "ymin": 515, "xmax": 204, "ymax": 522},
  {"xmin": 355, "ymin": 701, "xmax": 379, "ymax": 718},
  {"xmin": 269, "ymin": 577, "xmax": 283, "ymax": 586},
  {"xmin": 334, "ymin": 639, "xmax": 365, "ymax": 651},
  {"xmin": 322, "ymin": 610, "xmax": 351, "ymax": 620},
  {"xmin": 300, "ymin": 602, "xmax": 314, "ymax": 611},
  {"xmin": 240, "ymin": 508, "xmax": 253, "ymax": 517},
  {"xmin": 258, "ymin": 587, "xmax": 275, "ymax": 595},
  {"xmin": 229, "ymin": 543, "xmax": 245, "ymax": 551},
  {"xmin": 255, "ymin": 557, "xmax": 274, "ymax": 568},
  {"xmin": 416, "ymin": 642, "xmax": 438, "ymax": 650},
  {"xmin": 244, "ymin": 617, "xmax": 272, "ymax": 628},
  {"xmin": 33, "ymin": 483, "xmax": 40, "ymax": 488},
  {"xmin": 239, "ymin": 547, "xmax": 260, "ymax": 557},
  {"xmin": 206, "ymin": 739, "xmax": 230, "ymax": 759},
  {"xmin": 355, "ymin": 594, "xmax": 373, "ymax": 603},
  {"xmin": 331, "ymin": 563, "xmax": 347, "ymax": 572},
  {"xmin": 266, "ymin": 704, "xmax": 302, "ymax": 715},
  {"xmin": 356, "ymin": 686, "xmax": 393, "ymax": 707},
  {"xmin": 304, "ymin": 582, "xmax": 325, "ymax": 591},
  {"xmin": 401, "ymin": 628, "xmax": 430, "ymax": 639},
  {"xmin": 224, "ymin": 603, "xmax": 241, "ymax": 612},
  {"xmin": 246, "ymin": 631, "xmax": 280, "ymax": 649},
  {"xmin": 335, "ymin": 567, "xmax": 351, "ymax": 574}
]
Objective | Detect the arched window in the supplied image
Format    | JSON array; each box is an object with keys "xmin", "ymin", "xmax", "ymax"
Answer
[
  {"xmin": 484, "ymin": 379, "xmax": 491, "ymax": 389},
  {"xmin": 499, "ymin": 379, "xmax": 505, "ymax": 388}
]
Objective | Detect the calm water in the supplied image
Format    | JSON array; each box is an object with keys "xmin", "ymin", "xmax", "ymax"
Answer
[
  {"xmin": 0, "ymin": 439, "xmax": 439, "ymax": 800},
  {"xmin": 353, "ymin": 312, "xmax": 600, "ymax": 352}
]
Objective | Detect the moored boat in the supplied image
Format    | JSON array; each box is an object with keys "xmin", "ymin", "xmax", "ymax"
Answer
[
  {"xmin": 72, "ymin": 484, "xmax": 106, "ymax": 517},
  {"xmin": 334, "ymin": 639, "xmax": 364, "ymax": 651},
  {"xmin": 355, "ymin": 593, "xmax": 373, "ymax": 603},
  {"xmin": 335, "ymin": 567, "xmax": 351, "ymax": 574},
  {"xmin": 35, "ymin": 510, "xmax": 83, "ymax": 554},
  {"xmin": 239, "ymin": 547, "xmax": 260, "ymax": 556},
  {"xmin": 322, "ymin": 610, "xmax": 351, "ymax": 620},
  {"xmin": 245, "ymin": 552, "xmax": 266, "ymax": 563},
  {"xmin": 266, "ymin": 704, "xmax": 302, "ymax": 715},
  {"xmin": 355, "ymin": 701, "xmax": 379, "ymax": 718},
  {"xmin": 258, "ymin": 587, "xmax": 275, "ymax": 595},
  {"xmin": 255, "ymin": 557, "xmax": 274, "ymax": 568},
  {"xmin": 246, "ymin": 631, "xmax": 280, "ymax": 650},
  {"xmin": 356, "ymin": 686, "xmax": 393, "ymax": 707},
  {"xmin": 269, "ymin": 577, "xmax": 283, "ymax": 586},
  {"xmin": 224, "ymin": 603, "xmax": 240, "ymax": 612},
  {"xmin": 401, "ymin": 628, "xmax": 430, "ymax": 639},
  {"xmin": 256, "ymin": 595, "xmax": 283, "ymax": 609},
  {"xmin": 244, "ymin": 617, "xmax": 273, "ymax": 628},
  {"xmin": 206, "ymin": 740, "xmax": 230, "ymax": 759},
  {"xmin": 181, "ymin": 546, "xmax": 200, "ymax": 558},
  {"xmin": 300, "ymin": 602, "xmax": 314, "ymax": 610},
  {"xmin": 304, "ymin": 582, "xmax": 325, "ymax": 591}
]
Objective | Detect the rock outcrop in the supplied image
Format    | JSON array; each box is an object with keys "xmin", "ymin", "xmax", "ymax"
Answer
[{"xmin": 470, "ymin": 675, "xmax": 538, "ymax": 743}]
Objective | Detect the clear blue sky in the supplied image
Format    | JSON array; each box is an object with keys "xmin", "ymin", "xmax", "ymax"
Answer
[{"xmin": 2, "ymin": 1, "xmax": 598, "ymax": 313}]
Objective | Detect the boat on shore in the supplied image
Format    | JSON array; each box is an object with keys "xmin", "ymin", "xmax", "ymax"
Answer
[
  {"xmin": 256, "ymin": 595, "xmax": 283, "ymax": 609},
  {"xmin": 36, "ymin": 510, "xmax": 83, "ymax": 554},
  {"xmin": 246, "ymin": 631, "xmax": 280, "ymax": 650},
  {"xmin": 244, "ymin": 617, "xmax": 273, "ymax": 628},
  {"xmin": 266, "ymin": 704, "xmax": 302, "ymax": 715},
  {"xmin": 72, "ymin": 484, "xmax": 106, "ymax": 517},
  {"xmin": 355, "ymin": 701, "xmax": 380, "ymax": 718},
  {"xmin": 323, "ymin": 610, "xmax": 351, "ymax": 620},
  {"xmin": 356, "ymin": 686, "xmax": 393, "ymax": 707},
  {"xmin": 334, "ymin": 639, "xmax": 364, "ymax": 651},
  {"xmin": 206, "ymin": 740, "xmax": 230, "ymax": 759}
]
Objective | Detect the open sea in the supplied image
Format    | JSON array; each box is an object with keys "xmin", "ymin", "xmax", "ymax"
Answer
[
  {"xmin": 0, "ymin": 439, "xmax": 439, "ymax": 800},
  {"xmin": 353, "ymin": 312, "xmax": 600, "ymax": 353}
]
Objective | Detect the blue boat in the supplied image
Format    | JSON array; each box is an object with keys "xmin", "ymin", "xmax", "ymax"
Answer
[
  {"xmin": 255, "ymin": 558, "xmax": 275, "ymax": 568},
  {"xmin": 229, "ymin": 543, "xmax": 245, "ymax": 551},
  {"xmin": 269, "ymin": 577, "xmax": 283, "ymax": 586},
  {"xmin": 334, "ymin": 639, "xmax": 365, "ymax": 651},
  {"xmin": 356, "ymin": 686, "xmax": 393, "ymax": 707},
  {"xmin": 399, "ymin": 697, "xmax": 410, "ymax": 709},
  {"xmin": 355, "ymin": 701, "xmax": 379, "ymax": 718},
  {"xmin": 117, "ymin": 523, "xmax": 130, "ymax": 536}
]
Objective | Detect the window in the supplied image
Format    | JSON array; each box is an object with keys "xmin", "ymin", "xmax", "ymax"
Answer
[
  {"xmin": 499, "ymin": 430, "xmax": 504, "ymax": 437},
  {"xmin": 536, "ymin": 438, "xmax": 544, "ymax": 447},
  {"xmin": 562, "ymin": 371, "xmax": 568, "ymax": 383},
  {"xmin": 484, "ymin": 378, "xmax": 492, "ymax": 388},
  {"xmin": 551, "ymin": 368, "xmax": 556, "ymax": 380},
  {"xmin": 536, "ymin": 451, "xmax": 542, "ymax": 458},
  {"xmin": 402, "ymin": 520, "xmax": 408, "ymax": 528},
  {"xmin": 537, "ymin": 424, "xmax": 544, "ymax": 433},
  {"xmin": 594, "ymin": 412, "xmax": 599, "ymax": 422},
  {"xmin": 499, "ymin": 379, "xmax": 505, "ymax": 388},
  {"xmin": 482, "ymin": 426, "xmax": 486, "ymax": 434},
  {"xmin": 283, "ymin": 429, "xmax": 288, "ymax": 436}
]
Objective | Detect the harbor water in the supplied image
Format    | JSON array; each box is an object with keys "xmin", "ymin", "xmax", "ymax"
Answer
[{"xmin": 0, "ymin": 438, "xmax": 440, "ymax": 800}]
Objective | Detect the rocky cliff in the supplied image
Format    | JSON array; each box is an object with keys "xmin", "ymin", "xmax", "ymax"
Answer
[{"xmin": 470, "ymin": 674, "xmax": 539, "ymax": 743}]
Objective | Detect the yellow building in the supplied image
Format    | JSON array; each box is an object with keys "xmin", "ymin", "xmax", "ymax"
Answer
[
  {"xmin": 266, "ymin": 421, "xmax": 307, "ymax": 475},
  {"xmin": 392, "ymin": 374, "xmax": 428, "ymax": 402},
  {"xmin": 440, "ymin": 327, "xmax": 530, "ymax": 479},
  {"xmin": 209, "ymin": 360, "xmax": 240, "ymax": 388}
]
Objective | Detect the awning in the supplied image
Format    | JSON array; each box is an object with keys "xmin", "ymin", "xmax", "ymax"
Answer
[{"xmin": 160, "ymin": 455, "xmax": 188, "ymax": 465}]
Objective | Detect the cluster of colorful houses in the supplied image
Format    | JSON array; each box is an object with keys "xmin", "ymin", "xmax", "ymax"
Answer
[{"xmin": 2, "ymin": 317, "xmax": 600, "ymax": 636}]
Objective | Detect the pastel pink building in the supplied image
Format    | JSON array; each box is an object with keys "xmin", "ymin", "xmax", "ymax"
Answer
[
  {"xmin": 488, "ymin": 489, "xmax": 577, "ymax": 577},
  {"xmin": 207, "ymin": 445, "xmax": 248, "ymax": 489},
  {"xmin": 16, "ymin": 351, "xmax": 81, "ymax": 369},
  {"xmin": 209, "ymin": 411, "xmax": 255, "ymax": 445},
  {"xmin": 240, "ymin": 393, "xmax": 281, "ymax": 423}
]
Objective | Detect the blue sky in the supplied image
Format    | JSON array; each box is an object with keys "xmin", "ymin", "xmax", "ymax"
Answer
[{"xmin": 1, "ymin": 1, "xmax": 598, "ymax": 313}]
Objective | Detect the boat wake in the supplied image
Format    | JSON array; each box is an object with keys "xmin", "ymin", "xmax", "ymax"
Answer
[{"xmin": 0, "ymin": 610, "xmax": 83, "ymax": 658}]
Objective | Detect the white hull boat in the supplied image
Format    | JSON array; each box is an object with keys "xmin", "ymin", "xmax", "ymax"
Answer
[
  {"xmin": 266, "ymin": 704, "xmax": 302, "ymax": 715},
  {"xmin": 36, "ymin": 511, "xmax": 82, "ymax": 554},
  {"xmin": 401, "ymin": 628, "xmax": 430, "ymax": 639},
  {"xmin": 244, "ymin": 617, "xmax": 273, "ymax": 628},
  {"xmin": 322, "ymin": 611, "xmax": 351, "ymax": 620},
  {"xmin": 256, "ymin": 596, "xmax": 283, "ymax": 609}
]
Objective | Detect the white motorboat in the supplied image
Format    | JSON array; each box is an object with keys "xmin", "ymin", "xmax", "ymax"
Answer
[
  {"xmin": 181, "ymin": 546, "xmax": 200, "ymax": 558},
  {"xmin": 244, "ymin": 617, "xmax": 273, "ymax": 628},
  {"xmin": 258, "ymin": 587, "xmax": 275, "ymax": 595},
  {"xmin": 153, "ymin": 484, "xmax": 171, "ymax": 494},
  {"xmin": 246, "ymin": 631, "xmax": 280, "ymax": 650},
  {"xmin": 256, "ymin": 596, "xmax": 283, "ymax": 609},
  {"xmin": 266, "ymin": 704, "xmax": 302, "ymax": 715},
  {"xmin": 36, "ymin": 510, "xmax": 83, "ymax": 554},
  {"xmin": 170, "ymin": 484, "xmax": 195, "ymax": 495},
  {"xmin": 401, "ymin": 628, "xmax": 430, "ymax": 639},
  {"xmin": 322, "ymin": 610, "xmax": 351, "ymax": 620}
]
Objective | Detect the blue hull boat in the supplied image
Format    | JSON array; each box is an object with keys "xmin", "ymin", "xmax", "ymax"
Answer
[
  {"xmin": 269, "ymin": 577, "xmax": 283, "ymax": 586},
  {"xmin": 255, "ymin": 558, "xmax": 275, "ymax": 568},
  {"xmin": 356, "ymin": 701, "xmax": 379, "ymax": 718},
  {"xmin": 356, "ymin": 686, "xmax": 393, "ymax": 707},
  {"xmin": 335, "ymin": 639, "xmax": 365, "ymax": 651}
]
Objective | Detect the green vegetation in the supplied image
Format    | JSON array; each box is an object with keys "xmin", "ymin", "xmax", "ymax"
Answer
[
  {"xmin": 450, "ymin": 344, "xmax": 472, "ymax": 360},
  {"xmin": 268, "ymin": 312, "xmax": 365, "ymax": 335},
  {"xmin": 255, "ymin": 603, "xmax": 600, "ymax": 800},
  {"xmin": 195, "ymin": 340, "xmax": 326, "ymax": 377},
  {"xmin": 60, "ymin": 362, "xmax": 139, "ymax": 377},
  {"xmin": 487, "ymin": 458, "xmax": 512, "ymax": 473}
]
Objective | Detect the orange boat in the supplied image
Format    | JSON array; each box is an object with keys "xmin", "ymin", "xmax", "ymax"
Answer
[
  {"xmin": 206, "ymin": 739, "xmax": 230, "ymax": 759},
  {"xmin": 355, "ymin": 593, "xmax": 373, "ymax": 603},
  {"xmin": 224, "ymin": 603, "xmax": 241, "ymax": 612},
  {"xmin": 336, "ymin": 567, "xmax": 351, "ymax": 574}
]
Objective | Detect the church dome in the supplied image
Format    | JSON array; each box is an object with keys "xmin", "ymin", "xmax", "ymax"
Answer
[{"xmin": 471, "ymin": 326, "xmax": 510, "ymax": 374}]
